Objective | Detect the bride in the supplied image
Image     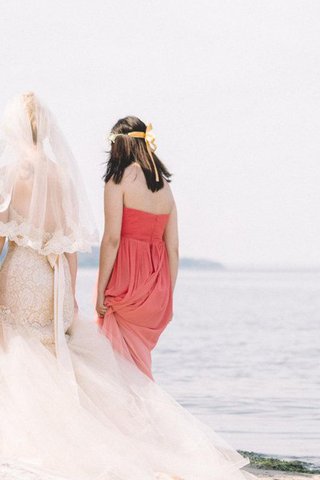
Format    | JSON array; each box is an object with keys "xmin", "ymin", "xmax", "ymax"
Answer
[{"xmin": 0, "ymin": 92, "xmax": 253, "ymax": 480}]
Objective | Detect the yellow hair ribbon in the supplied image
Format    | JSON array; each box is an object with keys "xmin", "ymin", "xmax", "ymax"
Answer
[{"xmin": 128, "ymin": 124, "xmax": 159, "ymax": 182}]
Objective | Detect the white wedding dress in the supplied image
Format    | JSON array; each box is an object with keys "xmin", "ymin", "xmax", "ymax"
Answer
[{"xmin": 0, "ymin": 94, "xmax": 253, "ymax": 480}]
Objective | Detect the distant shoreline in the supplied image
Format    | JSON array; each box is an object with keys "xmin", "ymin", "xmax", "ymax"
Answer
[
  {"xmin": 77, "ymin": 250, "xmax": 320, "ymax": 273},
  {"xmin": 78, "ymin": 247, "xmax": 225, "ymax": 270},
  {"xmin": 2, "ymin": 244, "xmax": 320, "ymax": 273}
]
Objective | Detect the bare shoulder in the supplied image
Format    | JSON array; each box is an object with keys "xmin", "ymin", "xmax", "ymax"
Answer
[
  {"xmin": 104, "ymin": 178, "xmax": 124, "ymax": 208},
  {"xmin": 163, "ymin": 179, "xmax": 173, "ymax": 194},
  {"xmin": 104, "ymin": 177, "xmax": 123, "ymax": 193},
  {"xmin": 163, "ymin": 180, "xmax": 176, "ymax": 211},
  {"xmin": 47, "ymin": 162, "xmax": 63, "ymax": 188},
  {"xmin": 122, "ymin": 163, "xmax": 141, "ymax": 184}
]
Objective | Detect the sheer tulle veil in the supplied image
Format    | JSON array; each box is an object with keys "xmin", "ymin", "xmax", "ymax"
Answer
[{"xmin": 0, "ymin": 92, "xmax": 98, "ymax": 254}]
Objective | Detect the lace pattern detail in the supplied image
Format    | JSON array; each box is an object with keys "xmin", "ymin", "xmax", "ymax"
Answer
[
  {"xmin": 0, "ymin": 206, "xmax": 95, "ymax": 256},
  {"xmin": 0, "ymin": 243, "xmax": 74, "ymax": 346}
]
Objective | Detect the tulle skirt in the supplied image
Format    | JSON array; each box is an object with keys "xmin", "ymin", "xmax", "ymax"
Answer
[
  {"xmin": 0, "ymin": 318, "xmax": 255, "ymax": 480},
  {"xmin": 0, "ymin": 244, "xmax": 253, "ymax": 480}
]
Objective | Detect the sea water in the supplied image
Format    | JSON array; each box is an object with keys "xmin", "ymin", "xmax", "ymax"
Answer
[{"xmin": 77, "ymin": 269, "xmax": 320, "ymax": 466}]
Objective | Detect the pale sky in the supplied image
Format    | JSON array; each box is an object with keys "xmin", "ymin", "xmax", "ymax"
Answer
[{"xmin": 0, "ymin": 0, "xmax": 320, "ymax": 267}]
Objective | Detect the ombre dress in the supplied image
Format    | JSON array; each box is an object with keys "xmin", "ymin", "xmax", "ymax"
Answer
[{"xmin": 98, "ymin": 206, "xmax": 173, "ymax": 379}]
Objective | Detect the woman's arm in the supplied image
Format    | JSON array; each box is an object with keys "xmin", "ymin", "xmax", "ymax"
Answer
[
  {"xmin": 164, "ymin": 202, "xmax": 179, "ymax": 291},
  {"xmin": 96, "ymin": 181, "xmax": 123, "ymax": 318}
]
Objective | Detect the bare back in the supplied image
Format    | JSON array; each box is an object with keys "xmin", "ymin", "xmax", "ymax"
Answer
[
  {"xmin": 100, "ymin": 161, "xmax": 179, "ymax": 295},
  {"xmin": 121, "ymin": 163, "xmax": 174, "ymax": 215}
]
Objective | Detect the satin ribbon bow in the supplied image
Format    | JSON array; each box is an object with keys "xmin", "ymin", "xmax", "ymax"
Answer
[
  {"xmin": 47, "ymin": 253, "xmax": 78, "ymax": 400},
  {"xmin": 144, "ymin": 123, "xmax": 157, "ymax": 154}
]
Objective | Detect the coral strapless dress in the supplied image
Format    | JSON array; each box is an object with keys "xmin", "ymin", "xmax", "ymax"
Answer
[{"xmin": 98, "ymin": 206, "xmax": 173, "ymax": 379}]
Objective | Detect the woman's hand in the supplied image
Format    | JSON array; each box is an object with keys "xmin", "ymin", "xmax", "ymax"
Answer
[{"xmin": 96, "ymin": 291, "xmax": 108, "ymax": 318}]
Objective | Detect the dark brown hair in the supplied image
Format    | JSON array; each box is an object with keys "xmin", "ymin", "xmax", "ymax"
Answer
[{"xmin": 103, "ymin": 116, "xmax": 172, "ymax": 192}]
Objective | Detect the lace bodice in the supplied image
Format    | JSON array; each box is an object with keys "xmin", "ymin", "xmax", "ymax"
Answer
[{"xmin": 0, "ymin": 241, "xmax": 74, "ymax": 346}]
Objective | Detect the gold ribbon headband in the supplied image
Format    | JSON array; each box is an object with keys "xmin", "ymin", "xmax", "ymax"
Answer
[{"xmin": 108, "ymin": 123, "xmax": 159, "ymax": 182}]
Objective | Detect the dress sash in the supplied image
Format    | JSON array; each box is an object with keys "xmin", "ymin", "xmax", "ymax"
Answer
[{"xmin": 47, "ymin": 253, "xmax": 78, "ymax": 393}]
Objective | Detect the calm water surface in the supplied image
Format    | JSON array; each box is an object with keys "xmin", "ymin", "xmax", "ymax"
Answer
[{"xmin": 77, "ymin": 269, "xmax": 320, "ymax": 465}]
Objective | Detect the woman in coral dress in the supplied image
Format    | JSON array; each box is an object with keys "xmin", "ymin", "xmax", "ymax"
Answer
[
  {"xmin": 96, "ymin": 117, "xmax": 178, "ymax": 379},
  {"xmin": 0, "ymin": 94, "xmax": 253, "ymax": 480}
]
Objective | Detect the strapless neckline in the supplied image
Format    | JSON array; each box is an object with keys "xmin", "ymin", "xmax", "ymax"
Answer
[{"xmin": 123, "ymin": 206, "xmax": 170, "ymax": 217}]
